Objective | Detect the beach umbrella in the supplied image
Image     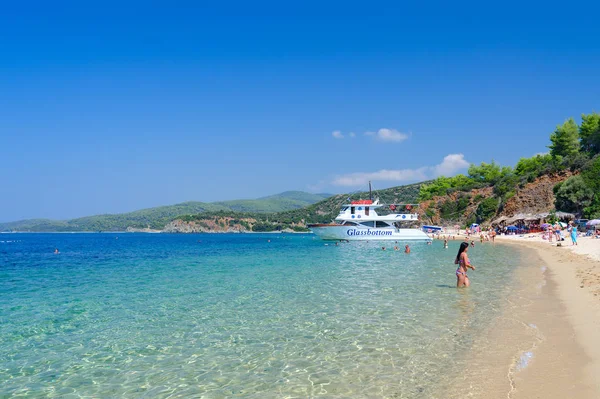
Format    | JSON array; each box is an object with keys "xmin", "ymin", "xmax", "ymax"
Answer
[
  {"xmin": 586, "ymin": 219, "xmax": 600, "ymax": 226},
  {"xmin": 559, "ymin": 222, "xmax": 568, "ymax": 228},
  {"xmin": 541, "ymin": 223, "xmax": 550, "ymax": 228},
  {"xmin": 506, "ymin": 225, "xmax": 518, "ymax": 230}
]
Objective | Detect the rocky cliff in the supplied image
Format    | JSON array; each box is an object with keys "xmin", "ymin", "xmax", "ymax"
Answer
[
  {"xmin": 163, "ymin": 216, "xmax": 256, "ymax": 233},
  {"xmin": 417, "ymin": 172, "xmax": 573, "ymax": 225},
  {"xmin": 498, "ymin": 171, "xmax": 573, "ymax": 217}
]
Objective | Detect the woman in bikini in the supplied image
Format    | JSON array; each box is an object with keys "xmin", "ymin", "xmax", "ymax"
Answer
[{"xmin": 455, "ymin": 241, "xmax": 475, "ymax": 288}]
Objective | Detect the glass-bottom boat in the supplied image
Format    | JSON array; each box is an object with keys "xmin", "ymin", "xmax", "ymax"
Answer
[{"xmin": 308, "ymin": 199, "xmax": 432, "ymax": 241}]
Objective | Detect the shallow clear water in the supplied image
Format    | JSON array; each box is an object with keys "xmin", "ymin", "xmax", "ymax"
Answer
[{"xmin": 0, "ymin": 233, "xmax": 517, "ymax": 398}]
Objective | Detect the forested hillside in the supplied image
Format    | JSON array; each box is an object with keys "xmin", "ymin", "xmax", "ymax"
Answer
[
  {"xmin": 0, "ymin": 192, "xmax": 330, "ymax": 232},
  {"xmin": 417, "ymin": 112, "xmax": 600, "ymax": 225},
  {"xmin": 170, "ymin": 182, "xmax": 426, "ymax": 232}
]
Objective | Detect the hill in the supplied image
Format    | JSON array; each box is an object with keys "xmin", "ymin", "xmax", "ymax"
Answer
[
  {"xmin": 168, "ymin": 111, "xmax": 600, "ymax": 232},
  {"xmin": 416, "ymin": 112, "xmax": 600, "ymax": 226},
  {"xmin": 166, "ymin": 182, "xmax": 426, "ymax": 232},
  {"xmin": 0, "ymin": 192, "xmax": 331, "ymax": 232},
  {"xmin": 212, "ymin": 191, "xmax": 331, "ymax": 213}
]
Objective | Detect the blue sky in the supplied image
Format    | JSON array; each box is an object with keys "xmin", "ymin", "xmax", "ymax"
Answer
[{"xmin": 1, "ymin": 1, "xmax": 599, "ymax": 221}]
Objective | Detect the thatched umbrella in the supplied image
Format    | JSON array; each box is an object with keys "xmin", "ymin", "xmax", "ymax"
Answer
[
  {"xmin": 524, "ymin": 214, "xmax": 539, "ymax": 222},
  {"xmin": 505, "ymin": 214, "xmax": 527, "ymax": 225},
  {"xmin": 491, "ymin": 216, "xmax": 508, "ymax": 225},
  {"xmin": 555, "ymin": 211, "xmax": 575, "ymax": 220}
]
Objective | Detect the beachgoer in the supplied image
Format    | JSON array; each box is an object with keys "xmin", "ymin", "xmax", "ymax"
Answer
[
  {"xmin": 568, "ymin": 222, "xmax": 578, "ymax": 246},
  {"xmin": 444, "ymin": 239, "xmax": 448, "ymax": 249},
  {"xmin": 394, "ymin": 246, "xmax": 399, "ymax": 251},
  {"xmin": 470, "ymin": 240, "xmax": 475, "ymax": 247},
  {"xmin": 490, "ymin": 230, "xmax": 496, "ymax": 243},
  {"xmin": 455, "ymin": 242, "xmax": 475, "ymax": 287},
  {"xmin": 405, "ymin": 245, "xmax": 410, "ymax": 254},
  {"xmin": 382, "ymin": 246, "xmax": 386, "ymax": 251},
  {"xmin": 480, "ymin": 234, "xmax": 484, "ymax": 243},
  {"xmin": 427, "ymin": 241, "xmax": 432, "ymax": 245},
  {"xmin": 54, "ymin": 248, "xmax": 59, "ymax": 254}
]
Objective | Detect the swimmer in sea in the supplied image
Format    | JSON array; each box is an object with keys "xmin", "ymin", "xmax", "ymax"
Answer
[
  {"xmin": 455, "ymin": 242, "xmax": 475, "ymax": 287},
  {"xmin": 404, "ymin": 245, "xmax": 410, "ymax": 254},
  {"xmin": 444, "ymin": 239, "xmax": 448, "ymax": 249},
  {"xmin": 54, "ymin": 248, "xmax": 59, "ymax": 254}
]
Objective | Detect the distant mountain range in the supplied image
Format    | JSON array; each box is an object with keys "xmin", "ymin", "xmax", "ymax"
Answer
[{"xmin": 0, "ymin": 191, "xmax": 332, "ymax": 232}]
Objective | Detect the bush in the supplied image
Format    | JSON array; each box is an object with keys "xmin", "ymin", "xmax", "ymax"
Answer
[{"xmin": 475, "ymin": 197, "xmax": 498, "ymax": 223}]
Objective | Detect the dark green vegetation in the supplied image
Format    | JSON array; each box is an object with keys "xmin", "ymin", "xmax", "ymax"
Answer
[
  {"xmin": 213, "ymin": 191, "xmax": 332, "ymax": 213},
  {"xmin": 0, "ymin": 192, "xmax": 331, "ymax": 232},
  {"xmin": 179, "ymin": 182, "xmax": 425, "ymax": 232},
  {"xmin": 418, "ymin": 112, "xmax": 600, "ymax": 223}
]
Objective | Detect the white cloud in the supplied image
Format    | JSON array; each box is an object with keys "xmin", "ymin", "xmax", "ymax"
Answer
[
  {"xmin": 365, "ymin": 128, "xmax": 409, "ymax": 143},
  {"xmin": 332, "ymin": 153, "xmax": 469, "ymax": 186},
  {"xmin": 431, "ymin": 154, "xmax": 470, "ymax": 177},
  {"xmin": 334, "ymin": 128, "xmax": 408, "ymax": 142}
]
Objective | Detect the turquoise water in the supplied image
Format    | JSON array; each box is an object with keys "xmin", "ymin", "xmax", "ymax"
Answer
[{"xmin": 1, "ymin": 233, "xmax": 518, "ymax": 398}]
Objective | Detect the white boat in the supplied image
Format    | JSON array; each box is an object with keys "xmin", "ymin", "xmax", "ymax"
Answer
[{"xmin": 308, "ymin": 198, "xmax": 432, "ymax": 241}]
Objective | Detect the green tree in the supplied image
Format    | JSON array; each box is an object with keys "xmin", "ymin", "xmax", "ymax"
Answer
[
  {"xmin": 514, "ymin": 154, "xmax": 554, "ymax": 182},
  {"xmin": 548, "ymin": 118, "xmax": 580, "ymax": 159},
  {"xmin": 475, "ymin": 197, "xmax": 498, "ymax": 223},
  {"xmin": 580, "ymin": 156, "xmax": 600, "ymax": 193},
  {"xmin": 580, "ymin": 112, "xmax": 600, "ymax": 155},
  {"xmin": 553, "ymin": 175, "xmax": 594, "ymax": 215},
  {"xmin": 468, "ymin": 161, "xmax": 502, "ymax": 184}
]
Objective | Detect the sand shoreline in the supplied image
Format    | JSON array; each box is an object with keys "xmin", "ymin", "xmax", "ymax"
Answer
[{"xmin": 494, "ymin": 234, "xmax": 600, "ymax": 397}]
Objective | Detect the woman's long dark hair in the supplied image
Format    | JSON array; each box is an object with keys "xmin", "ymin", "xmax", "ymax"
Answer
[{"xmin": 455, "ymin": 242, "xmax": 469, "ymax": 264}]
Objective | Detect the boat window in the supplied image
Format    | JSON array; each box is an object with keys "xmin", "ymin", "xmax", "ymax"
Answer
[
  {"xmin": 360, "ymin": 221, "xmax": 375, "ymax": 227},
  {"xmin": 375, "ymin": 221, "xmax": 389, "ymax": 228},
  {"xmin": 343, "ymin": 221, "xmax": 358, "ymax": 226},
  {"xmin": 341, "ymin": 206, "xmax": 349, "ymax": 212},
  {"xmin": 351, "ymin": 207, "xmax": 355, "ymax": 215},
  {"xmin": 365, "ymin": 207, "xmax": 370, "ymax": 216}
]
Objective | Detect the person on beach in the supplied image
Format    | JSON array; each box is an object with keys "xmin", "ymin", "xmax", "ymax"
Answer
[
  {"xmin": 455, "ymin": 242, "xmax": 475, "ymax": 287},
  {"xmin": 554, "ymin": 223, "xmax": 561, "ymax": 241},
  {"xmin": 568, "ymin": 222, "xmax": 578, "ymax": 246}
]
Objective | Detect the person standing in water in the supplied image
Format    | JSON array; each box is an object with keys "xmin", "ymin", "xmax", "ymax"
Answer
[
  {"xmin": 404, "ymin": 245, "xmax": 410, "ymax": 254},
  {"xmin": 455, "ymin": 242, "xmax": 475, "ymax": 287}
]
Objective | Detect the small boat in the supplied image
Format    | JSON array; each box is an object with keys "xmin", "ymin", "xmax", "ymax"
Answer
[{"xmin": 308, "ymin": 184, "xmax": 432, "ymax": 241}]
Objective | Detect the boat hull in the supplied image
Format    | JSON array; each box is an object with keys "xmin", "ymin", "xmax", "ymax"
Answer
[{"xmin": 308, "ymin": 225, "xmax": 432, "ymax": 241}]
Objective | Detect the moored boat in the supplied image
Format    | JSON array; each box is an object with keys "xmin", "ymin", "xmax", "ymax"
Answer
[{"xmin": 308, "ymin": 198, "xmax": 432, "ymax": 241}]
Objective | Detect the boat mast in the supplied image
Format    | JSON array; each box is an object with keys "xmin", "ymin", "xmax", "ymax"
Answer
[{"xmin": 369, "ymin": 181, "xmax": 372, "ymax": 201}]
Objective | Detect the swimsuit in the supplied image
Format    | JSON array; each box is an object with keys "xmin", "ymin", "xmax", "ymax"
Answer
[{"xmin": 456, "ymin": 258, "xmax": 468, "ymax": 277}]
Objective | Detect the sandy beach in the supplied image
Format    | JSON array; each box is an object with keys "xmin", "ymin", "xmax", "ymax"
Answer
[{"xmin": 489, "ymin": 233, "xmax": 600, "ymax": 398}]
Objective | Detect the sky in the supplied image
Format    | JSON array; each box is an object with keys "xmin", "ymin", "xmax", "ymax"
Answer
[{"xmin": 1, "ymin": 1, "xmax": 599, "ymax": 222}]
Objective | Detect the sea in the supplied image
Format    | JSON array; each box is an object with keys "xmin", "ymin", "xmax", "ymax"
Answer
[{"xmin": 0, "ymin": 233, "xmax": 525, "ymax": 398}]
